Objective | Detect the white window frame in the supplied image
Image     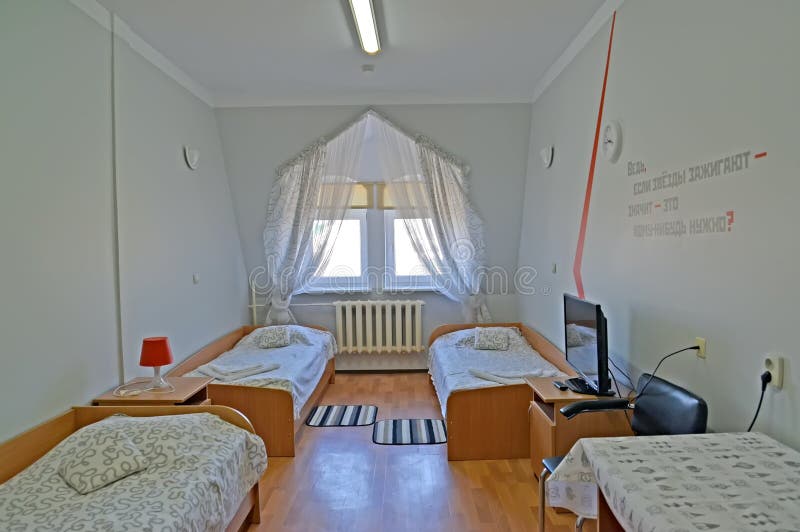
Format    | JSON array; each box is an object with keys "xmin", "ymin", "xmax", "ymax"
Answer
[
  {"xmin": 383, "ymin": 210, "xmax": 436, "ymax": 291},
  {"xmin": 302, "ymin": 209, "xmax": 369, "ymax": 294}
]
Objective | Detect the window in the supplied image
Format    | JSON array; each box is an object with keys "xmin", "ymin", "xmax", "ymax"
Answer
[
  {"xmin": 384, "ymin": 211, "xmax": 438, "ymax": 290},
  {"xmin": 304, "ymin": 209, "xmax": 368, "ymax": 292},
  {"xmin": 303, "ymin": 187, "xmax": 440, "ymax": 293}
]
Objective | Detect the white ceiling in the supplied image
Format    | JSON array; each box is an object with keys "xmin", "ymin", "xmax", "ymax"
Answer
[{"xmin": 96, "ymin": 0, "xmax": 606, "ymax": 107}]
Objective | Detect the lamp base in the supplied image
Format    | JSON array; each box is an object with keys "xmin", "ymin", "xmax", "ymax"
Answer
[{"xmin": 147, "ymin": 366, "xmax": 174, "ymax": 394}]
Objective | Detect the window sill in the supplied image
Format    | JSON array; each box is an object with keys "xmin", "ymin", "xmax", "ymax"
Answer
[
  {"xmin": 297, "ymin": 287, "xmax": 371, "ymax": 295},
  {"xmin": 296, "ymin": 286, "xmax": 439, "ymax": 296},
  {"xmin": 382, "ymin": 286, "xmax": 439, "ymax": 293}
]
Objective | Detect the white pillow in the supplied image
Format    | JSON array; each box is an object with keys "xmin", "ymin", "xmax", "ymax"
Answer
[
  {"xmin": 259, "ymin": 325, "xmax": 291, "ymax": 348},
  {"xmin": 58, "ymin": 418, "xmax": 149, "ymax": 494},
  {"xmin": 474, "ymin": 327, "xmax": 510, "ymax": 350}
]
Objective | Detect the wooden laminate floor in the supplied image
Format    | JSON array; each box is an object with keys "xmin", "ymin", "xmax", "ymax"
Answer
[{"xmin": 249, "ymin": 373, "xmax": 575, "ymax": 532}]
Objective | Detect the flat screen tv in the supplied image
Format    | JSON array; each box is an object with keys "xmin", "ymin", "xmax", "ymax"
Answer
[{"xmin": 563, "ymin": 293, "xmax": 612, "ymax": 396}]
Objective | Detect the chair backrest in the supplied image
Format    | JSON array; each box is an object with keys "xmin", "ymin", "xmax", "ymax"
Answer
[{"xmin": 631, "ymin": 374, "xmax": 708, "ymax": 436}]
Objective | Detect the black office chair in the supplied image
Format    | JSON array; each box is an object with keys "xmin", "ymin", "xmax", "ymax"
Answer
[{"xmin": 538, "ymin": 373, "xmax": 707, "ymax": 531}]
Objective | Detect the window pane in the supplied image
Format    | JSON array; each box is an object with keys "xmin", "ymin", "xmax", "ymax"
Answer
[
  {"xmin": 313, "ymin": 219, "xmax": 362, "ymax": 277},
  {"xmin": 393, "ymin": 219, "xmax": 432, "ymax": 277}
]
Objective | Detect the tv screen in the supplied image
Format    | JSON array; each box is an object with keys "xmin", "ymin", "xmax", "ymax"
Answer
[{"xmin": 564, "ymin": 293, "xmax": 610, "ymax": 394}]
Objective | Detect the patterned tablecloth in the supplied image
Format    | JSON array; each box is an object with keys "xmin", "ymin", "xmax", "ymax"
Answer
[{"xmin": 546, "ymin": 432, "xmax": 800, "ymax": 532}]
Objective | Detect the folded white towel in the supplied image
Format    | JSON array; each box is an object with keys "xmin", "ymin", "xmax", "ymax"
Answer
[
  {"xmin": 469, "ymin": 369, "xmax": 526, "ymax": 385},
  {"xmin": 468, "ymin": 368, "xmax": 561, "ymax": 385},
  {"xmin": 206, "ymin": 361, "xmax": 263, "ymax": 375},
  {"xmin": 493, "ymin": 369, "xmax": 561, "ymax": 379},
  {"xmin": 197, "ymin": 362, "xmax": 279, "ymax": 382}
]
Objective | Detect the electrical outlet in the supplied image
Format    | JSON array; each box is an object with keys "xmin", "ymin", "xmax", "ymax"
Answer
[
  {"xmin": 695, "ymin": 337, "xmax": 707, "ymax": 358},
  {"xmin": 764, "ymin": 355, "xmax": 784, "ymax": 389}
]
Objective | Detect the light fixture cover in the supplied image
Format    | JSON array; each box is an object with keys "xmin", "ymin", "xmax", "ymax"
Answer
[
  {"xmin": 540, "ymin": 146, "xmax": 554, "ymax": 169},
  {"xmin": 349, "ymin": 0, "xmax": 381, "ymax": 55},
  {"xmin": 183, "ymin": 146, "xmax": 200, "ymax": 170}
]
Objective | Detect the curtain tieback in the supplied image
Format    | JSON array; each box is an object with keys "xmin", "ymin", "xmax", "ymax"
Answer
[
  {"xmin": 468, "ymin": 294, "xmax": 486, "ymax": 310},
  {"xmin": 267, "ymin": 292, "xmax": 293, "ymax": 325},
  {"xmin": 270, "ymin": 294, "xmax": 291, "ymax": 311},
  {"xmin": 460, "ymin": 293, "xmax": 486, "ymax": 322}
]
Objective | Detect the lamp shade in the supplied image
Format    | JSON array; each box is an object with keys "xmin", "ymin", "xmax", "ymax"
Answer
[{"xmin": 139, "ymin": 337, "xmax": 173, "ymax": 367}]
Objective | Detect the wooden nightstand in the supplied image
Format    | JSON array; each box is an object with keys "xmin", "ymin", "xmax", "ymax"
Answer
[
  {"xmin": 92, "ymin": 377, "xmax": 213, "ymax": 406},
  {"xmin": 525, "ymin": 376, "xmax": 632, "ymax": 479}
]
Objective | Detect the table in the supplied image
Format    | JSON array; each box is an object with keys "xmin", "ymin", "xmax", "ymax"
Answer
[
  {"xmin": 93, "ymin": 376, "xmax": 213, "ymax": 405},
  {"xmin": 547, "ymin": 432, "xmax": 800, "ymax": 531}
]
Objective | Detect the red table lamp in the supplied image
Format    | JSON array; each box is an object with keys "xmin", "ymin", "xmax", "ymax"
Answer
[{"xmin": 140, "ymin": 337, "xmax": 173, "ymax": 391}]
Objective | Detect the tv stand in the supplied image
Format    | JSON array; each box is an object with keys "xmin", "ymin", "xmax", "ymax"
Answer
[
  {"xmin": 565, "ymin": 377, "xmax": 616, "ymax": 396},
  {"xmin": 526, "ymin": 376, "xmax": 632, "ymax": 481}
]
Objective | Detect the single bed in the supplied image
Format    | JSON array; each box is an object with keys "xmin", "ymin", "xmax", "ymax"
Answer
[
  {"xmin": 428, "ymin": 322, "xmax": 574, "ymax": 460},
  {"xmin": 168, "ymin": 324, "xmax": 336, "ymax": 457},
  {"xmin": 0, "ymin": 405, "xmax": 265, "ymax": 532}
]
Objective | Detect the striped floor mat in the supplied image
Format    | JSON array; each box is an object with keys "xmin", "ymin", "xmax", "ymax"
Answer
[
  {"xmin": 372, "ymin": 419, "xmax": 447, "ymax": 445},
  {"xmin": 305, "ymin": 404, "xmax": 378, "ymax": 427}
]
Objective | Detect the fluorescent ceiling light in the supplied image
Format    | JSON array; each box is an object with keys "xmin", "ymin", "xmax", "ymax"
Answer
[{"xmin": 349, "ymin": 0, "xmax": 381, "ymax": 55}]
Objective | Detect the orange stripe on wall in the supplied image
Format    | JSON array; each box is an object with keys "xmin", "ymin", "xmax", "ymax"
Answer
[{"xmin": 572, "ymin": 11, "xmax": 617, "ymax": 299}]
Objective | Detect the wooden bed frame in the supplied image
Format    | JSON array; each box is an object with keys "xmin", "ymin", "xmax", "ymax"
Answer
[
  {"xmin": 167, "ymin": 325, "xmax": 336, "ymax": 457},
  {"xmin": 0, "ymin": 405, "xmax": 262, "ymax": 532},
  {"xmin": 428, "ymin": 322, "xmax": 575, "ymax": 461}
]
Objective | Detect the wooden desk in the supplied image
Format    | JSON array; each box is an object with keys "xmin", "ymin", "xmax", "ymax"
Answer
[
  {"xmin": 526, "ymin": 377, "xmax": 632, "ymax": 479},
  {"xmin": 93, "ymin": 377, "xmax": 213, "ymax": 406}
]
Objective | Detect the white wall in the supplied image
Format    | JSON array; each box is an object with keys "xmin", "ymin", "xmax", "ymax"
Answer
[
  {"xmin": 114, "ymin": 35, "xmax": 247, "ymax": 379},
  {"xmin": 215, "ymin": 104, "xmax": 531, "ymax": 340},
  {"xmin": 0, "ymin": 1, "xmax": 118, "ymax": 442},
  {"xmin": 0, "ymin": 1, "xmax": 247, "ymax": 441},
  {"xmin": 519, "ymin": 0, "xmax": 800, "ymax": 447}
]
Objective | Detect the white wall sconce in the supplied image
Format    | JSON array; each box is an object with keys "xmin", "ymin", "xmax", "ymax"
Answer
[
  {"xmin": 540, "ymin": 145, "xmax": 554, "ymax": 169},
  {"xmin": 183, "ymin": 146, "xmax": 200, "ymax": 170}
]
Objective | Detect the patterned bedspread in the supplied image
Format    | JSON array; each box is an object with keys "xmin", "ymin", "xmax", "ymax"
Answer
[
  {"xmin": 0, "ymin": 413, "xmax": 267, "ymax": 532},
  {"xmin": 187, "ymin": 325, "xmax": 337, "ymax": 418},
  {"xmin": 428, "ymin": 327, "xmax": 565, "ymax": 417},
  {"xmin": 547, "ymin": 432, "xmax": 800, "ymax": 532}
]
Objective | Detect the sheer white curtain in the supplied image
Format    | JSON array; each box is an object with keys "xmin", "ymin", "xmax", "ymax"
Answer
[
  {"xmin": 261, "ymin": 109, "xmax": 491, "ymax": 324},
  {"xmin": 371, "ymin": 112, "xmax": 492, "ymax": 322},
  {"xmin": 261, "ymin": 119, "xmax": 368, "ymax": 324}
]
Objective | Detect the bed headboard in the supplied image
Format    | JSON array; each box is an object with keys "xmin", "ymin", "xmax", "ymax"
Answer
[
  {"xmin": 167, "ymin": 324, "xmax": 331, "ymax": 377},
  {"xmin": 428, "ymin": 322, "xmax": 524, "ymax": 345},
  {"xmin": 0, "ymin": 405, "xmax": 255, "ymax": 484},
  {"xmin": 167, "ymin": 327, "xmax": 251, "ymax": 377},
  {"xmin": 427, "ymin": 322, "xmax": 575, "ymax": 376}
]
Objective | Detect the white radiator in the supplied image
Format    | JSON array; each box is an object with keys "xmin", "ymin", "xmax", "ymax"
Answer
[{"xmin": 333, "ymin": 300, "xmax": 425, "ymax": 354}]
